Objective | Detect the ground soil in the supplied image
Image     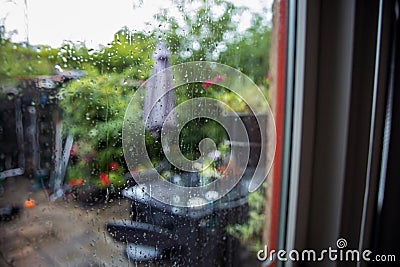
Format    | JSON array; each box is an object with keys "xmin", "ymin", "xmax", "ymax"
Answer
[{"xmin": 0, "ymin": 176, "xmax": 131, "ymax": 267}]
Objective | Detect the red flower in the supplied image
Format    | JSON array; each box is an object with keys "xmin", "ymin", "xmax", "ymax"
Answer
[
  {"xmin": 213, "ymin": 75, "xmax": 225, "ymax": 83},
  {"xmin": 109, "ymin": 162, "xmax": 119, "ymax": 171},
  {"xmin": 202, "ymin": 75, "xmax": 225, "ymax": 89},
  {"xmin": 130, "ymin": 168, "xmax": 138, "ymax": 176},
  {"xmin": 100, "ymin": 173, "xmax": 110, "ymax": 186},
  {"xmin": 70, "ymin": 145, "xmax": 78, "ymax": 157},
  {"xmin": 218, "ymin": 165, "xmax": 227, "ymax": 173},
  {"xmin": 75, "ymin": 178, "xmax": 83, "ymax": 186},
  {"xmin": 68, "ymin": 178, "xmax": 84, "ymax": 187},
  {"xmin": 202, "ymin": 80, "xmax": 214, "ymax": 88}
]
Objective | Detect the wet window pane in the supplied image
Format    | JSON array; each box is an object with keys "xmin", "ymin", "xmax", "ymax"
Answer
[{"xmin": 0, "ymin": 0, "xmax": 279, "ymax": 266}]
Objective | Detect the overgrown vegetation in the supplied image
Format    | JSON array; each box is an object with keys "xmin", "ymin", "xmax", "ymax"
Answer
[{"xmin": 0, "ymin": 0, "xmax": 271, "ymax": 252}]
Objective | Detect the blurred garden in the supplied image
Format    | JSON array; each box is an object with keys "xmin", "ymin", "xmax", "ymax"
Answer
[{"xmin": 0, "ymin": 0, "xmax": 272, "ymax": 254}]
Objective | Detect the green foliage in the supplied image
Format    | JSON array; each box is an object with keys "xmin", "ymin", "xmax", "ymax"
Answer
[
  {"xmin": 59, "ymin": 72, "xmax": 138, "ymax": 187},
  {"xmin": 156, "ymin": 0, "xmax": 242, "ymax": 63},
  {"xmin": 172, "ymin": 83, "xmax": 229, "ymax": 159},
  {"xmin": 154, "ymin": 1, "xmax": 271, "ymax": 87},
  {"xmin": 219, "ymin": 14, "xmax": 271, "ymax": 86},
  {"xmin": 0, "ymin": 25, "xmax": 156, "ymax": 82},
  {"xmin": 226, "ymin": 184, "xmax": 266, "ymax": 252},
  {"xmin": 0, "ymin": 26, "xmax": 54, "ymax": 80},
  {"xmin": 94, "ymin": 29, "xmax": 154, "ymax": 77}
]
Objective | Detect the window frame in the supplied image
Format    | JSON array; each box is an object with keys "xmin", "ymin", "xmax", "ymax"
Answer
[{"xmin": 277, "ymin": 0, "xmax": 394, "ymax": 266}]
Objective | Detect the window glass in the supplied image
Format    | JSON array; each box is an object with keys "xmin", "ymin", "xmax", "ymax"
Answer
[{"xmin": 0, "ymin": 0, "xmax": 281, "ymax": 266}]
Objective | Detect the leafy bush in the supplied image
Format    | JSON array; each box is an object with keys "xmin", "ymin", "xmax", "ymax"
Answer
[
  {"xmin": 226, "ymin": 185, "xmax": 266, "ymax": 252},
  {"xmin": 59, "ymin": 71, "xmax": 139, "ymax": 188}
]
